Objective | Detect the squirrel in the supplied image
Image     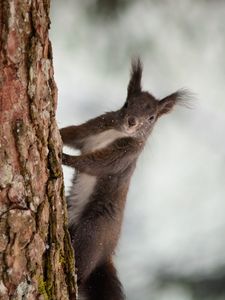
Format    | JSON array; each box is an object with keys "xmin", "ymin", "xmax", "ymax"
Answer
[{"xmin": 60, "ymin": 58, "xmax": 188, "ymax": 300}]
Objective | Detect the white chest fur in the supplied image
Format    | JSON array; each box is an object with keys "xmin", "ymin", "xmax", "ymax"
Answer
[
  {"xmin": 68, "ymin": 129, "xmax": 127, "ymax": 226},
  {"xmin": 82, "ymin": 129, "xmax": 127, "ymax": 153},
  {"xmin": 68, "ymin": 173, "xmax": 97, "ymax": 226}
]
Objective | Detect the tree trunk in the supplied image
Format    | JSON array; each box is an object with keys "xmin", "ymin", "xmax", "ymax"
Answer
[{"xmin": 0, "ymin": 1, "xmax": 77, "ymax": 299}]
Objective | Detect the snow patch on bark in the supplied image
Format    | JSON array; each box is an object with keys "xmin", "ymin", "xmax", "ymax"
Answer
[
  {"xmin": 16, "ymin": 279, "xmax": 34, "ymax": 300},
  {"xmin": 9, "ymin": 1, "xmax": 16, "ymax": 27},
  {"xmin": 0, "ymin": 164, "xmax": 13, "ymax": 188},
  {"xmin": 0, "ymin": 280, "xmax": 8, "ymax": 295}
]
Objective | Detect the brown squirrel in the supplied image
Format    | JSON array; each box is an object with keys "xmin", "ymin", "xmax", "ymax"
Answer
[{"xmin": 60, "ymin": 59, "xmax": 188, "ymax": 300}]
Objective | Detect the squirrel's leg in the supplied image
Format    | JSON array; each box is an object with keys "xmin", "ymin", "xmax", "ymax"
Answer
[
  {"xmin": 81, "ymin": 260, "xmax": 125, "ymax": 300},
  {"xmin": 60, "ymin": 125, "xmax": 84, "ymax": 149},
  {"xmin": 60, "ymin": 116, "xmax": 107, "ymax": 150},
  {"xmin": 62, "ymin": 137, "xmax": 140, "ymax": 175}
]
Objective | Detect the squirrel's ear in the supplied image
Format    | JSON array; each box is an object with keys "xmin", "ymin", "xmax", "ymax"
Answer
[
  {"xmin": 126, "ymin": 58, "xmax": 142, "ymax": 100},
  {"xmin": 158, "ymin": 89, "xmax": 191, "ymax": 116}
]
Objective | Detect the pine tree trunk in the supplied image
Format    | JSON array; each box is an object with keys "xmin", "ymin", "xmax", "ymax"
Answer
[{"xmin": 0, "ymin": 1, "xmax": 77, "ymax": 299}]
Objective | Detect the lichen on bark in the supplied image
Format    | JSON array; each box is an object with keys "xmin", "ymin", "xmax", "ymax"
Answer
[{"xmin": 0, "ymin": 1, "xmax": 77, "ymax": 299}]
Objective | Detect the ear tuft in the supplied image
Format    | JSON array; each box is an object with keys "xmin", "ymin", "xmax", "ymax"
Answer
[
  {"xmin": 158, "ymin": 88, "xmax": 194, "ymax": 116},
  {"xmin": 127, "ymin": 57, "xmax": 143, "ymax": 99}
]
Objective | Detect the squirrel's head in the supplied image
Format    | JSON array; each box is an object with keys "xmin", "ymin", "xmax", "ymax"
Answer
[{"xmin": 121, "ymin": 58, "xmax": 190, "ymax": 138}]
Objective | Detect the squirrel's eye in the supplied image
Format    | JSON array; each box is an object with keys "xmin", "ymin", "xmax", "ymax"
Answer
[
  {"xmin": 149, "ymin": 115, "xmax": 155, "ymax": 123},
  {"xmin": 128, "ymin": 116, "xmax": 137, "ymax": 127}
]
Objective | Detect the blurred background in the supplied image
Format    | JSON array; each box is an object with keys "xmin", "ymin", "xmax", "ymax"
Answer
[{"xmin": 50, "ymin": 1, "xmax": 225, "ymax": 299}]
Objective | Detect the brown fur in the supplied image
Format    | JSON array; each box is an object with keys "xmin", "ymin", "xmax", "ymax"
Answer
[{"xmin": 60, "ymin": 58, "xmax": 188, "ymax": 300}]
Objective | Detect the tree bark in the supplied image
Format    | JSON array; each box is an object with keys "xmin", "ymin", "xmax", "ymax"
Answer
[{"xmin": 0, "ymin": 1, "xmax": 77, "ymax": 299}]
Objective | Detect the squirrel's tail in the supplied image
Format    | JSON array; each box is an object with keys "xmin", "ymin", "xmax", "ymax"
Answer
[{"xmin": 79, "ymin": 259, "xmax": 125, "ymax": 300}]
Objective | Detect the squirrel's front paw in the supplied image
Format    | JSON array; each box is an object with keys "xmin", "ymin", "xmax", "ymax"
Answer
[
  {"xmin": 62, "ymin": 153, "xmax": 79, "ymax": 167},
  {"xmin": 62, "ymin": 153, "xmax": 71, "ymax": 165}
]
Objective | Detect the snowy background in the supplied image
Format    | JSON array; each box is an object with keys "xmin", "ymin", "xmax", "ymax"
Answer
[{"xmin": 50, "ymin": 1, "xmax": 225, "ymax": 299}]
